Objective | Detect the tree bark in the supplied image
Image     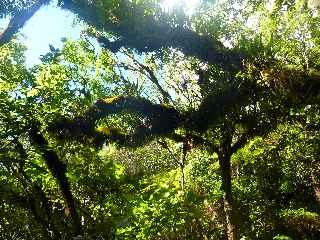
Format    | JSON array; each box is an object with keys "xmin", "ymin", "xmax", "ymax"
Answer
[
  {"xmin": 218, "ymin": 152, "xmax": 236, "ymax": 240},
  {"xmin": 311, "ymin": 168, "xmax": 320, "ymax": 204},
  {"xmin": 59, "ymin": 0, "xmax": 245, "ymax": 71},
  {"xmin": 29, "ymin": 125, "xmax": 82, "ymax": 237}
]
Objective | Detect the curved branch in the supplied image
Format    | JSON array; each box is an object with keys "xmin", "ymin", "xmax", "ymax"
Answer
[
  {"xmin": 49, "ymin": 87, "xmax": 246, "ymax": 146},
  {"xmin": 49, "ymin": 67, "xmax": 320, "ymax": 147},
  {"xmin": 60, "ymin": 0, "xmax": 246, "ymax": 71},
  {"xmin": 50, "ymin": 96, "xmax": 182, "ymax": 146}
]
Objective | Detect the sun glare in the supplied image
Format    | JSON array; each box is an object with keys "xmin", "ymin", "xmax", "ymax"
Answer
[{"xmin": 161, "ymin": 0, "xmax": 201, "ymax": 15}]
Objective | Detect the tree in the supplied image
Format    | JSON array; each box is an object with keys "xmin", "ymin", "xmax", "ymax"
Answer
[
  {"xmin": 1, "ymin": 0, "xmax": 320, "ymax": 239},
  {"xmin": 0, "ymin": 38, "xmax": 126, "ymax": 238}
]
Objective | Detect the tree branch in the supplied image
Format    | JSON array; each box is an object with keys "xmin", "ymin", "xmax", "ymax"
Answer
[
  {"xmin": 60, "ymin": 0, "xmax": 246, "ymax": 71},
  {"xmin": 49, "ymin": 86, "xmax": 248, "ymax": 147},
  {"xmin": 186, "ymin": 84, "xmax": 250, "ymax": 132},
  {"xmin": 29, "ymin": 124, "xmax": 82, "ymax": 236},
  {"xmin": 48, "ymin": 66, "xmax": 320, "ymax": 148},
  {"xmin": 122, "ymin": 50, "xmax": 172, "ymax": 103},
  {"xmin": 49, "ymin": 96, "xmax": 182, "ymax": 147}
]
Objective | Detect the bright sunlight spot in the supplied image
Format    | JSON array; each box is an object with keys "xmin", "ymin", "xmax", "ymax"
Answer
[{"xmin": 161, "ymin": 0, "xmax": 201, "ymax": 14}]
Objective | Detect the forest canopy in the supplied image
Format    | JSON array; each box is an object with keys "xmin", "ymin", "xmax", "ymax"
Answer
[{"xmin": 0, "ymin": 0, "xmax": 320, "ymax": 239}]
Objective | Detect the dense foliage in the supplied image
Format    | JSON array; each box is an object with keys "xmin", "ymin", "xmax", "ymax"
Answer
[{"xmin": 0, "ymin": 0, "xmax": 319, "ymax": 239}]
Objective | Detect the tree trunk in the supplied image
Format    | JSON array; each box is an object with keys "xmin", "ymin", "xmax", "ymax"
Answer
[
  {"xmin": 218, "ymin": 152, "xmax": 236, "ymax": 240},
  {"xmin": 180, "ymin": 149, "xmax": 186, "ymax": 190},
  {"xmin": 29, "ymin": 126, "xmax": 82, "ymax": 237},
  {"xmin": 311, "ymin": 169, "xmax": 320, "ymax": 204}
]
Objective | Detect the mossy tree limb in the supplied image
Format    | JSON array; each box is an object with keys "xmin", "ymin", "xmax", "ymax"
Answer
[
  {"xmin": 50, "ymin": 96, "xmax": 181, "ymax": 147},
  {"xmin": 59, "ymin": 0, "xmax": 246, "ymax": 72}
]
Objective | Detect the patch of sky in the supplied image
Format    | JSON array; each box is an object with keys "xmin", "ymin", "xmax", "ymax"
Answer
[
  {"xmin": 0, "ymin": 0, "xmax": 82, "ymax": 67},
  {"xmin": 0, "ymin": 0, "xmax": 174, "ymax": 103},
  {"xmin": 160, "ymin": 0, "xmax": 201, "ymax": 15},
  {"xmin": 21, "ymin": 1, "xmax": 82, "ymax": 67}
]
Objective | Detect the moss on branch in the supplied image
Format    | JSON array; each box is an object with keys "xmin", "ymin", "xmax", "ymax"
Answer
[
  {"xmin": 49, "ymin": 68, "xmax": 320, "ymax": 147},
  {"xmin": 50, "ymin": 96, "xmax": 182, "ymax": 147},
  {"xmin": 60, "ymin": 0, "xmax": 246, "ymax": 71}
]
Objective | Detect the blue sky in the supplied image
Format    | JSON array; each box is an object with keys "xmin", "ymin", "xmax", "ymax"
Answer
[
  {"xmin": 22, "ymin": 2, "xmax": 82, "ymax": 66},
  {"xmin": 0, "ymin": 1, "xmax": 82, "ymax": 67},
  {"xmin": 0, "ymin": 0, "xmax": 202, "ymax": 67}
]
